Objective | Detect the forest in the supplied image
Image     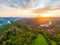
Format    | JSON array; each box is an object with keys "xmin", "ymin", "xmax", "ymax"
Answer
[{"xmin": 0, "ymin": 21, "xmax": 60, "ymax": 45}]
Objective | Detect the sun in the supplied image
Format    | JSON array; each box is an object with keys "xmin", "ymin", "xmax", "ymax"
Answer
[{"xmin": 40, "ymin": 13, "xmax": 52, "ymax": 17}]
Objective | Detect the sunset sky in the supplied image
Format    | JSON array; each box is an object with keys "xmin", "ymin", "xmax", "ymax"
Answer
[{"xmin": 0, "ymin": 0, "xmax": 60, "ymax": 17}]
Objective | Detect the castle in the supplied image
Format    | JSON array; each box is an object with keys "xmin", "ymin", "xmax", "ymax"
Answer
[{"xmin": 40, "ymin": 21, "xmax": 52, "ymax": 27}]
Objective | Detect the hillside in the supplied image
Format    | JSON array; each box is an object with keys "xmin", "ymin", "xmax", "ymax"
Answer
[
  {"xmin": 0, "ymin": 21, "xmax": 60, "ymax": 45},
  {"xmin": 0, "ymin": 21, "xmax": 37, "ymax": 45}
]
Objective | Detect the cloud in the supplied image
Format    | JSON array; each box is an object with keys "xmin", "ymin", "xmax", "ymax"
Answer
[
  {"xmin": 0, "ymin": 0, "xmax": 60, "ymax": 9},
  {"xmin": 0, "ymin": 0, "xmax": 60, "ymax": 17}
]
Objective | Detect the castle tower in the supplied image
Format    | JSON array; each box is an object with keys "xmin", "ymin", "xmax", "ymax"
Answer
[{"xmin": 49, "ymin": 21, "xmax": 52, "ymax": 25}]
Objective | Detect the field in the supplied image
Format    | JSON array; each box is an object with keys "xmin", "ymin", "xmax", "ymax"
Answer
[
  {"xmin": 31, "ymin": 34, "xmax": 57, "ymax": 45},
  {"xmin": 31, "ymin": 34, "xmax": 48, "ymax": 45}
]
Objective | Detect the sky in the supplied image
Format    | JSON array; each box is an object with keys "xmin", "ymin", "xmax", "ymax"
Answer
[{"xmin": 0, "ymin": 0, "xmax": 60, "ymax": 17}]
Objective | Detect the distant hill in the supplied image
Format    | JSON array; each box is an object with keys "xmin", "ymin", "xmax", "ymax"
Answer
[
  {"xmin": 0, "ymin": 17, "xmax": 24, "ymax": 29},
  {"xmin": 20, "ymin": 17, "xmax": 60, "ymax": 27},
  {"xmin": 0, "ymin": 17, "xmax": 60, "ymax": 29}
]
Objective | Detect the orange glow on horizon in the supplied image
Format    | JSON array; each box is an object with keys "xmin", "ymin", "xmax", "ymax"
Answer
[{"xmin": 40, "ymin": 14, "xmax": 51, "ymax": 17}]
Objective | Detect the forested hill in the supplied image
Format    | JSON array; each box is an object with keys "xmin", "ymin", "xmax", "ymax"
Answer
[
  {"xmin": 0, "ymin": 21, "xmax": 60, "ymax": 45},
  {"xmin": 0, "ymin": 21, "xmax": 37, "ymax": 45}
]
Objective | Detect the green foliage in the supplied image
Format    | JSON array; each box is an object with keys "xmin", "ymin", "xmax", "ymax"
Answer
[
  {"xmin": 0, "ymin": 21, "xmax": 60, "ymax": 45},
  {"xmin": 31, "ymin": 34, "xmax": 48, "ymax": 45},
  {"xmin": 0, "ymin": 21, "xmax": 37, "ymax": 45},
  {"xmin": 50, "ymin": 40, "xmax": 57, "ymax": 45}
]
